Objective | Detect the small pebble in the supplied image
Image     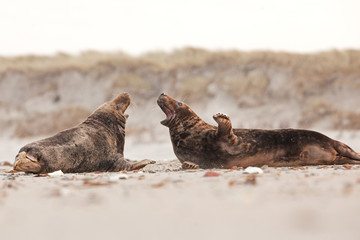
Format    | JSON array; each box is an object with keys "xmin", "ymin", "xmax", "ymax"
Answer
[
  {"xmin": 3, "ymin": 175, "xmax": 16, "ymax": 180},
  {"xmin": 244, "ymin": 174, "xmax": 257, "ymax": 185},
  {"xmin": 0, "ymin": 161, "xmax": 13, "ymax": 167},
  {"xmin": 204, "ymin": 171, "xmax": 221, "ymax": 177},
  {"xmin": 61, "ymin": 176, "xmax": 73, "ymax": 181},
  {"xmin": 109, "ymin": 173, "xmax": 128, "ymax": 182},
  {"xmin": 343, "ymin": 164, "xmax": 352, "ymax": 170},
  {"xmin": 135, "ymin": 171, "xmax": 145, "ymax": 176},
  {"xmin": 52, "ymin": 188, "xmax": 71, "ymax": 197}
]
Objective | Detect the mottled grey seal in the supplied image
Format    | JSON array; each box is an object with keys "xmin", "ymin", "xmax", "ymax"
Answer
[
  {"xmin": 157, "ymin": 93, "xmax": 360, "ymax": 169},
  {"xmin": 12, "ymin": 93, "xmax": 154, "ymax": 173}
]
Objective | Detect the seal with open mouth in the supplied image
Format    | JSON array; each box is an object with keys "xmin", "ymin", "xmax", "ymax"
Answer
[
  {"xmin": 157, "ymin": 93, "xmax": 360, "ymax": 169},
  {"xmin": 12, "ymin": 93, "xmax": 154, "ymax": 173}
]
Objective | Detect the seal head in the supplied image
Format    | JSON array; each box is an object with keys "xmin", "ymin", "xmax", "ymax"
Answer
[
  {"xmin": 157, "ymin": 93, "xmax": 200, "ymax": 128},
  {"xmin": 158, "ymin": 93, "xmax": 221, "ymax": 168}
]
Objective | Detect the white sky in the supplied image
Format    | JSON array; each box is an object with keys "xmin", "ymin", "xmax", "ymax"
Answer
[{"xmin": 0, "ymin": 0, "xmax": 359, "ymax": 56}]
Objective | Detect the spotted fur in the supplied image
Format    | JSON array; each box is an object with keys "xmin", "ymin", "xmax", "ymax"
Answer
[{"xmin": 157, "ymin": 93, "xmax": 360, "ymax": 169}]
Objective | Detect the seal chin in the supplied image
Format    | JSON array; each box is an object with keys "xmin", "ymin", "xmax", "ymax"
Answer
[{"xmin": 160, "ymin": 119, "xmax": 170, "ymax": 126}]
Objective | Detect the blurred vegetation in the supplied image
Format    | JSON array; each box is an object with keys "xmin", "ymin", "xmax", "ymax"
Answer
[
  {"xmin": 1, "ymin": 48, "xmax": 360, "ymax": 77},
  {"xmin": 1, "ymin": 48, "xmax": 360, "ymax": 137}
]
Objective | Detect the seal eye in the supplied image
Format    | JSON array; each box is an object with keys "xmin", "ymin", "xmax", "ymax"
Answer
[{"xmin": 177, "ymin": 102, "xmax": 183, "ymax": 107}]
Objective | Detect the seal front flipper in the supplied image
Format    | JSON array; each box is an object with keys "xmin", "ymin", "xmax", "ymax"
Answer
[
  {"xmin": 129, "ymin": 159, "xmax": 156, "ymax": 170},
  {"xmin": 182, "ymin": 161, "xmax": 199, "ymax": 169},
  {"xmin": 13, "ymin": 151, "xmax": 42, "ymax": 173},
  {"xmin": 112, "ymin": 156, "xmax": 155, "ymax": 171},
  {"xmin": 213, "ymin": 113, "xmax": 238, "ymax": 144}
]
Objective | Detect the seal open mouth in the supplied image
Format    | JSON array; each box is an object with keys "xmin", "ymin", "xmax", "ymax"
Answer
[
  {"xmin": 157, "ymin": 93, "xmax": 177, "ymax": 126},
  {"xmin": 164, "ymin": 107, "xmax": 174, "ymax": 119},
  {"xmin": 159, "ymin": 105, "xmax": 175, "ymax": 125}
]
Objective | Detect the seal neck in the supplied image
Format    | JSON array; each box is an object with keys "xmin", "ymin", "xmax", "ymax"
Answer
[
  {"xmin": 168, "ymin": 115, "xmax": 206, "ymax": 132},
  {"xmin": 84, "ymin": 110, "xmax": 126, "ymax": 136}
]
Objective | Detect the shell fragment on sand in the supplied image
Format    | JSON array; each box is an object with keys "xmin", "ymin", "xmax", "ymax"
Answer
[
  {"xmin": 48, "ymin": 170, "xmax": 64, "ymax": 177},
  {"xmin": 243, "ymin": 167, "xmax": 264, "ymax": 174}
]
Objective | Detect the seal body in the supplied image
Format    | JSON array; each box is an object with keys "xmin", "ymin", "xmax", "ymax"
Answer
[
  {"xmin": 13, "ymin": 93, "xmax": 154, "ymax": 173},
  {"xmin": 157, "ymin": 93, "xmax": 360, "ymax": 169}
]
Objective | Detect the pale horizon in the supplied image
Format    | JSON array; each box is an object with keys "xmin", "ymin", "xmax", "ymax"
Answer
[{"xmin": 1, "ymin": 0, "xmax": 360, "ymax": 56}]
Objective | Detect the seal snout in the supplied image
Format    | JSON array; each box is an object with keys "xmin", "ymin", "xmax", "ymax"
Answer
[
  {"xmin": 157, "ymin": 93, "xmax": 166, "ymax": 102},
  {"xmin": 113, "ymin": 92, "xmax": 131, "ymax": 113},
  {"xmin": 157, "ymin": 93, "xmax": 168, "ymax": 110}
]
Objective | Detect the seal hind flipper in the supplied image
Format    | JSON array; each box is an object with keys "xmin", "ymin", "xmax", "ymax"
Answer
[
  {"xmin": 13, "ymin": 151, "xmax": 42, "ymax": 173},
  {"xmin": 213, "ymin": 113, "xmax": 237, "ymax": 144},
  {"xmin": 334, "ymin": 157, "xmax": 360, "ymax": 165},
  {"xmin": 334, "ymin": 141, "xmax": 360, "ymax": 163},
  {"xmin": 182, "ymin": 161, "xmax": 199, "ymax": 169}
]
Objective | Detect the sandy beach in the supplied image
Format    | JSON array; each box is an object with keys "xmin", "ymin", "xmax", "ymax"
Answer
[
  {"xmin": 1, "ymin": 132, "xmax": 360, "ymax": 240},
  {"xmin": 1, "ymin": 155, "xmax": 360, "ymax": 240}
]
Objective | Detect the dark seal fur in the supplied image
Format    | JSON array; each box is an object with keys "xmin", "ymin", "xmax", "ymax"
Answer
[
  {"xmin": 12, "ymin": 93, "xmax": 154, "ymax": 173},
  {"xmin": 157, "ymin": 93, "xmax": 360, "ymax": 169}
]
